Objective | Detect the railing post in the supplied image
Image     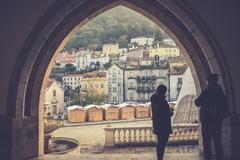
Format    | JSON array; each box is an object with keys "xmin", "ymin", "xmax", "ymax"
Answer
[{"xmin": 104, "ymin": 125, "xmax": 115, "ymax": 147}]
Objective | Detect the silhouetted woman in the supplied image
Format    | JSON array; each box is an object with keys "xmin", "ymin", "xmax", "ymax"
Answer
[{"xmin": 151, "ymin": 84, "xmax": 173, "ymax": 160}]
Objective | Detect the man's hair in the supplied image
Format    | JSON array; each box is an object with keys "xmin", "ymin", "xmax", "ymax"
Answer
[
  {"xmin": 207, "ymin": 73, "xmax": 218, "ymax": 84},
  {"xmin": 156, "ymin": 84, "xmax": 167, "ymax": 96}
]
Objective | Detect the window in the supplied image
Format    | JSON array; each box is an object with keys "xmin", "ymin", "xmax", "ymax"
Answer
[
  {"xmin": 178, "ymin": 77, "xmax": 183, "ymax": 84},
  {"xmin": 113, "ymin": 69, "xmax": 116, "ymax": 76},
  {"xmin": 53, "ymin": 90, "xmax": 56, "ymax": 97},
  {"xmin": 113, "ymin": 77, "xmax": 117, "ymax": 82},
  {"xmin": 130, "ymin": 82, "xmax": 134, "ymax": 88},
  {"xmin": 101, "ymin": 84, "xmax": 104, "ymax": 88},
  {"xmin": 113, "ymin": 87, "xmax": 117, "ymax": 92},
  {"xmin": 96, "ymin": 84, "xmax": 98, "ymax": 88},
  {"xmin": 113, "ymin": 96, "xmax": 117, "ymax": 102},
  {"xmin": 108, "ymin": 87, "xmax": 111, "ymax": 93},
  {"xmin": 130, "ymin": 92, "xmax": 134, "ymax": 101},
  {"xmin": 52, "ymin": 105, "xmax": 57, "ymax": 115},
  {"xmin": 118, "ymin": 87, "xmax": 122, "ymax": 93}
]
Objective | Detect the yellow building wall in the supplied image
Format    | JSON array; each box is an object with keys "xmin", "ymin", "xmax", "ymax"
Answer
[
  {"xmin": 81, "ymin": 77, "xmax": 107, "ymax": 95},
  {"xmin": 102, "ymin": 44, "xmax": 119, "ymax": 56},
  {"xmin": 149, "ymin": 47, "xmax": 180, "ymax": 57}
]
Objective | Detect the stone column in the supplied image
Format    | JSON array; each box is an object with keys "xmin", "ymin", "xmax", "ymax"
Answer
[
  {"xmin": 104, "ymin": 125, "xmax": 115, "ymax": 147},
  {"xmin": 44, "ymin": 133, "xmax": 52, "ymax": 154}
]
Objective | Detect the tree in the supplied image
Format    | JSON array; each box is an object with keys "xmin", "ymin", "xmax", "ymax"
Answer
[
  {"xmin": 64, "ymin": 63, "xmax": 76, "ymax": 72},
  {"xmin": 70, "ymin": 90, "xmax": 108, "ymax": 106},
  {"xmin": 63, "ymin": 6, "xmax": 167, "ymax": 51},
  {"xmin": 154, "ymin": 30, "xmax": 163, "ymax": 42},
  {"xmin": 103, "ymin": 60, "xmax": 112, "ymax": 69},
  {"xmin": 94, "ymin": 61, "xmax": 101, "ymax": 70}
]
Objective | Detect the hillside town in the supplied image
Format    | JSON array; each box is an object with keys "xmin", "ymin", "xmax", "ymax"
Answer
[{"xmin": 44, "ymin": 36, "xmax": 194, "ymax": 120}]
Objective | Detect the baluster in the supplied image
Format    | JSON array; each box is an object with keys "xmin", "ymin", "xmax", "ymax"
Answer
[
  {"xmin": 139, "ymin": 129, "xmax": 143, "ymax": 142},
  {"xmin": 119, "ymin": 129, "xmax": 123, "ymax": 143},
  {"xmin": 123, "ymin": 129, "xmax": 128, "ymax": 143}
]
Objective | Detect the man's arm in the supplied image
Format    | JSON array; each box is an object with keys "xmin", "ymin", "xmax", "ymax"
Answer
[{"xmin": 195, "ymin": 90, "xmax": 207, "ymax": 107}]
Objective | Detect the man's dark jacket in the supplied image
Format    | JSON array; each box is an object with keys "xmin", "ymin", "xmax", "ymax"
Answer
[
  {"xmin": 195, "ymin": 84, "xmax": 228, "ymax": 123},
  {"xmin": 151, "ymin": 94, "xmax": 173, "ymax": 136}
]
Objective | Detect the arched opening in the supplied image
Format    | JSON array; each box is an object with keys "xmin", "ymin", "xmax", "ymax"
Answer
[{"xmin": 7, "ymin": 0, "xmax": 233, "ymax": 159}]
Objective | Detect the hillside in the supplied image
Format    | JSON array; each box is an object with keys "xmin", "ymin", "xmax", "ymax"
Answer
[{"xmin": 63, "ymin": 6, "xmax": 168, "ymax": 51}]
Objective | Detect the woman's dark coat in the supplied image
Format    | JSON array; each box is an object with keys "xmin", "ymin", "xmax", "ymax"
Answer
[{"xmin": 151, "ymin": 94, "xmax": 173, "ymax": 136}]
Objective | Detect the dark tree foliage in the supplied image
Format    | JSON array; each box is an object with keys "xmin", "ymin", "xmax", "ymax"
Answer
[
  {"xmin": 63, "ymin": 6, "xmax": 168, "ymax": 52},
  {"xmin": 64, "ymin": 63, "xmax": 76, "ymax": 72}
]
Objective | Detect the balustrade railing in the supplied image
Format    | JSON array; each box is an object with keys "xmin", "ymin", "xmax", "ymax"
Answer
[
  {"xmin": 44, "ymin": 121, "xmax": 63, "ymax": 134},
  {"xmin": 104, "ymin": 123, "xmax": 198, "ymax": 147}
]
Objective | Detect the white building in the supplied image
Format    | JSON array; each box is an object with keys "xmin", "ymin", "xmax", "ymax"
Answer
[
  {"xmin": 124, "ymin": 66, "xmax": 169, "ymax": 103},
  {"xmin": 90, "ymin": 55, "xmax": 110, "ymax": 67},
  {"xmin": 107, "ymin": 64, "xmax": 124, "ymax": 104},
  {"xmin": 76, "ymin": 51, "xmax": 91, "ymax": 70},
  {"xmin": 130, "ymin": 37, "xmax": 154, "ymax": 47},
  {"xmin": 163, "ymin": 38, "xmax": 176, "ymax": 46},
  {"xmin": 44, "ymin": 80, "xmax": 64, "ymax": 117},
  {"xmin": 176, "ymin": 67, "xmax": 197, "ymax": 102},
  {"xmin": 169, "ymin": 63, "xmax": 187, "ymax": 101},
  {"xmin": 62, "ymin": 74, "xmax": 82, "ymax": 90}
]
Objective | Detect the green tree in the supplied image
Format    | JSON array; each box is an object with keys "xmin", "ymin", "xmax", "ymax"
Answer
[
  {"xmin": 64, "ymin": 63, "xmax": 76, "ymax": 72},
  {"xmin": 63, "ymin": 6, "xmax": 168, "ymax": 51}
]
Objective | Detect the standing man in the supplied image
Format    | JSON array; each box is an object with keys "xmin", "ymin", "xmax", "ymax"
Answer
[
  {"xmin": 151, "ymin": 84, "xmax": 173, "ymax": 160},
  {"xmin": 195, "ymin": 73, "xmax": 228, "ymax": 160}
]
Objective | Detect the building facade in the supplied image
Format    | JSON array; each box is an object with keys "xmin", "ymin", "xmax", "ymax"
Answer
[
  {"xmin": 80, "ymin": 71, "xmax": 107, "ymax": 95},
  {"xmin": 102, "ymin": 43, "xmax": 119, "ymax": 56},
  {"xmin": 90, "ymin": 55, "xmax": 110, "ymax": 67},
  {"xmin": 149, "ymin": 44, "xmax": 180, "ymax": 58},
  {"xmin": 107, "ymin": 64, "xmax": 124, "ymax": 104},
  {"xmin": 169, "ymin": 63, "xmax": 187, "ymax": 101},
  {"xmin": 76, "ymin": 51, "xmax": 91, "ymax": 71},
  {"xmin": 124, "ymin": 66, "xmax": 169, "ymax": 103},
  {"xmin": 130, "ymin": 37, "xmax": 154, "ymax": 47},
  {"xmin": 62, "ymin": 74, "xmax": 82, "ymax": 90},
  {"xmin": 55, "ymin": 51, "xmax": 78, "ymax": 67},
  {"xmin": 44, "ymin": 80, "xmax": 64, "ymax": 117},
  {"xmin": 162, "ymin": 38, "xmax": 176, "ymax": 46}
]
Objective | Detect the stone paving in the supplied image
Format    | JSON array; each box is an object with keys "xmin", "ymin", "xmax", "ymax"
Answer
[{"xmin": 44, "ymin": 145, "xmax": 203, "ymax": 160}]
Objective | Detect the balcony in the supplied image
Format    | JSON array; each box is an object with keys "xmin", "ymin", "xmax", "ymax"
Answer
[
  {"xmin": 128, "ymin": 76, "xmax": 136, "ymax": 79},
  {"xmin": 104, "ymin": 123, "xmax": 198, "ymax": 147},
  {"xmin": 137, "ymin": 87, "xmax": 155, "ymax": 92},
  {"xmin": 128, "ymin": 86, "xmax": 136, "ymax": 90},
  {"xmin": 136, "ymin": 76, "xmax": 156, "ymax": 81}
]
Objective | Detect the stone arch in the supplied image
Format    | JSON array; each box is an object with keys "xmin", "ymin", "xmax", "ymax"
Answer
[{"xmin": 6, "ymin": 0, "xmax": 234, "ymax": 158}]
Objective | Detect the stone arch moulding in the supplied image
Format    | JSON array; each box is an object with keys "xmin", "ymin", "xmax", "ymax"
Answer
[{"xmin": 6, "ymin": 0, "xmax": 234, "ymax": 157}]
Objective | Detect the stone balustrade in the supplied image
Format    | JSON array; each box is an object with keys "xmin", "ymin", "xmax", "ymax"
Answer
[
  {"xmin": 104, "ymin": 123, "xmax": 198, "ymax": 147},
  {"xmin": 44, "ymin": 121, "xmax": 63, "ymax": 134}
]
